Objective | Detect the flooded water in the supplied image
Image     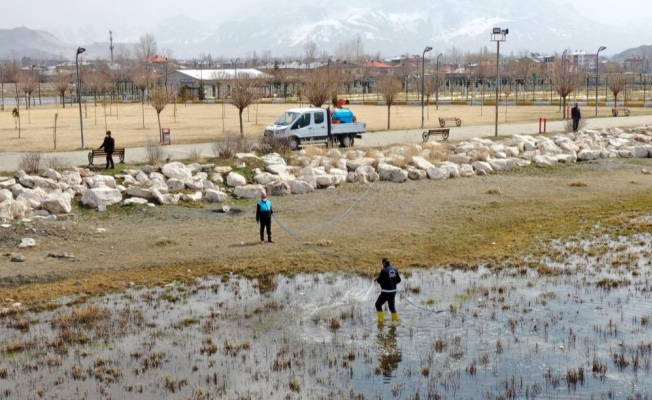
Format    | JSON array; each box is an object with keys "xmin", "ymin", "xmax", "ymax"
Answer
[{"xmin": 2, "ymin": 225, "xmax": 652, "ymax": 399}]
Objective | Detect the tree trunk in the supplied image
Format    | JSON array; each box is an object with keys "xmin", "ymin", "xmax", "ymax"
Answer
[
  {"xmin": 157, "ymin": 112, "xmax": 162, "ymax": 141},
  {"xmin": 614, "ymin": 94, "xmax": 618, "ymax": 108},
  {"xmin": 239, "ymin": 108, "xmax": 244, "ymax": 137},
  {"xmin": 387, "ymin": 104, "xmax": 391, "ymax": 129}
]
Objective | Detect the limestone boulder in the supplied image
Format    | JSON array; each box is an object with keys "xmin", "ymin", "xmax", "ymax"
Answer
[
  {"xmin": 162, "ymin": 162, "xmax": 192, "ymax": 180},
  {"xmin": 226, "ymin": 172, "xmax": 247, "ymax": 187},
  {"xmin": 17, "ymin": 188, "xmax": 48, "ymax": 209},
  {"xmin": 354, "ymin": 166, "xmax": 380, "ymax": 184},
  {"xmin": 261, "ymin": 153, "xmax": 287, "ymax": 166},
  {"xmin": 19, "ymin": 175, "xmax": 59, "ymax": 190},
  {"xmin": 459, "ymin": 164, "xmax": 475, "ymax": 178},
  {"xmin": 411, "ymin": 156, "xmax": 436, "ymax": 170},
  {"xmin": 533, "ymin": 155, "xmax": 558, "ymax": 167},
  {"xmin": 447, "ymin": 154, "xmax": 471, "ymax": 165},
  {"xmin": 255, "ymin": 172, "xmax": 281, "ymax": 185},
  {"xmin": 577, "ymin": 149, "xmax": 597, "ymax": 161},
  {"xmin": 166, "ymin": 178, "xmax": 186, "ymax": 192},
  {"xmin": 0, "ymin": 199, "xmax": 30, "ymax": 221},
  {"xmin": 0, "ymin": 189, "xmax": 12, "ymax": 202},
  {"xmin": 203, "ymin": 180, "xmax": 216, "ymax": 192},
  {"xmin": 205, "ymin": 189, "xmax": 228, "ymax": 203},
  {"xmin": 288, "ymin": 180, "xmax": 314, "ymax": 194},
  {"xmin": 472, "ymin": 161, "xmax": 494, "ymax": 175},
  {"xmin": 126, "ymin": 186, "xmax": 152, "ymax": 199},
  {"xmin": 234, "ymin": 184, "xmax": 266, "ymax": 199},
  {"xmin": 81, "ymin": 186, "xmax": 122, "ymax": 208},
  {"xmin": 182, "ymin": 191, "xmax": 203, "ymax": 202},
  {"xmin": 0, "ymin": 179, "xmax": 16, "ymax": 189},
  {"xmin": 407, "ymin": 166, "xmax": 427, "ymax": 180},
  {"xmin": 346, "ymin": 157, "xmax": 376, "ymax": 172},
  {"xmin": 85, "ymin": 175, "xmax": 117, "ymax": 189},
  {"xmin": 266, "ymin": 181, "xmax": 292, "ymax": 196},
  {"xmin": 135, "ymin": 171, "xmax": 149, "ymax": 184},
  {"xmin": 235, "ymin": 153, "xmax": 259, "ymax": 160},
  {"xmin": 210, "ymin": 173, "xmax": 224, "ymax": 184},
  {"xmin": 59, "ymin": 171, "xmax": 82, "ymax": 186},
  {"xmin": 426, "ymin": 167, "xmax": 450, "ymax": 181},
  {"xmin": 144, "ymin": 178, "xmax": 169, "ymax": 194},
  {"xmin": 183, "ymin": 176, "xmax": 205, "ymax": 191},
  {"xmin": 11, "ymin": 184, "xmax": 26, "ymax": 198},
  {"xmin": 488, "ymin": 159, "xmax": 517, "ymax": 172},
  {"xmin": 437, "ymin": 162, "xmax": 460, "ymax": 178},
  {"xmin": 124, "ymin": 198, "xmax": 149, "ymax": 206},
  {"xmin": 214, "ymin": 166, "xmax": 232, "ymax": 174},
  {"xmin": 41, "ymin": 190, "xmax": 73, "ymax": 214},
  {"xmin": 42, "ymin": 169, "xmax": 61, "ymax": 181},
  {"xmin": 377, "ymin": 163, "xmax": 408, "ymax": 183}
]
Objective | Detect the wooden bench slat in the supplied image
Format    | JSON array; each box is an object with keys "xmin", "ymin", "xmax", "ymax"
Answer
[
  {"xmin": 422, "ymin": 128, "xmax": 450, "ymax": 142},
  {"xmin": 438, "ymin": 117, "xmax": 462, "ymax": 127}
]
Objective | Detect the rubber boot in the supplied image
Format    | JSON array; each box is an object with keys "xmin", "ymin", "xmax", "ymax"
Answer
[
  {"xmin": 391, "ymin": 312, "xmax": 399, "ymax": 322},
  {"xmin": 377, "ymin": 311, "xmax": 385, "ymax": 324}
]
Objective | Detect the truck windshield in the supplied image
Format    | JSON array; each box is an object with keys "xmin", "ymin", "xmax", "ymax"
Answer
[{"xmin": 274, "ymin": 112, "xmax": 300, "ymax": 126}]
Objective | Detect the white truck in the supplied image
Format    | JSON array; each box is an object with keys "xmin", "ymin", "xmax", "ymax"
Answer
[{"xmin": 263, "ymin": 107, "xmax": 366, "ymax": 150}]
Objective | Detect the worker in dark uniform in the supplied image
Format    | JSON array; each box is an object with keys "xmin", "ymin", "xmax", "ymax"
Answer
[
  {"xmin": 571, "ymin": 103, "xmax": 581, "ymax": 133},
  {"xmin": 98, "ymin": 130, "xmax": 115, "ymax": 170},
  {"xmin": 256, "ymin": 192, "xmax": 273, "ymax": 244},
  {"xmin": 375, "ymin": 258, "xmax": 401, "ymax": 323}
]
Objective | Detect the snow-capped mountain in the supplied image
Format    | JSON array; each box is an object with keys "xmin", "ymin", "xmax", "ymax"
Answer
[{"xmin": 2, "ymin": 0, "xmax": 648, "ymax": 61}]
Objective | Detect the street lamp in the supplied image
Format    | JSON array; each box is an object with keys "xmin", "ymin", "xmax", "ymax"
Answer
[
  {"xmin": 75, "ymin": 47, "xmax": 86, "ymax": 148},
  {"xmin": 0, "ymin": 63, "xmax": 4, "ymax": 111},
  {"xmin": 421, "ymin": 46, "xmax": 433, "ymax": 128},
  {"xmin": 435, "ymin": 53, "xmax": 443, "ymax": 111},
  {"xmin": 595, "ymin": 46, "xmax": 606, "ymax": 117},
  {"xmin": 491, "ymin": 27, "xmax": 508, "ymax": 137},
  {"xmin": 234, "ymin": 58, "xmax": 241, "ymax": 79}
]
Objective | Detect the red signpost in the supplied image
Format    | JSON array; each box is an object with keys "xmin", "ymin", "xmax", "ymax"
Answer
[
  {"xmin": 161, "ymin": 128, "xmax": 171, "ymax": 145},
  {"xmin": 539, "ymin": 118, "xmax": 547, "ymax": 133}
]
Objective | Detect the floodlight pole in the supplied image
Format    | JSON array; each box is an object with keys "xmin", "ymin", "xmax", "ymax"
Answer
[
  {"xmin": 76, "ymin": 47, "xmax": 86, "ymax": 148},
  {"xmin": 421, "ymin": 46, "xmax": 432, "ymax": 128},
  {"xmin": 491, "ymin": 28, "xmax": 508, "ymax": 137},
  {"xmin": 595, "ymin": 46, "xmax": 606, "ymax": 117},
  {"xmin": 435, "ymin": 53, "xmax": 442, "ymax": 111}
]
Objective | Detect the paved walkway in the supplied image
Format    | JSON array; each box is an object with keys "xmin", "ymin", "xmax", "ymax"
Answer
[{"xmin": 1, "ymin": 114, "xmax": 651, "ymax": 173}]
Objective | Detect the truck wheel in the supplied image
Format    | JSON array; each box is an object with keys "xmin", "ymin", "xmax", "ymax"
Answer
[
  {"xmin": 340, "ymin": 135, "xmax": 353, "ymax": 148},
  {"xmin": 290, "ymin": 137, "xmax": 300, "ymax": 151}
]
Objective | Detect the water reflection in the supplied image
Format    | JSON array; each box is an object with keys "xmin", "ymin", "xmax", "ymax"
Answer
[{"xmin": 376, "ymin": 324, "xmax": 402, "ymax": 381}]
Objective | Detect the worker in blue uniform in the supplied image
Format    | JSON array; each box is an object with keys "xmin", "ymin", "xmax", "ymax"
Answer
[
  {"xmin": 256, "ymin": 192, "xmax": 274, "ymax": 244},
  {"xmin": 375, "ymin": 258, "xmax": 402, "ymax": 323}
]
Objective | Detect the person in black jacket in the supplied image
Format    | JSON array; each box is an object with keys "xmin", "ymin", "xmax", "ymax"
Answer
[
  {"xmin": 571, "ymin": 103, "xmax": 581, "ymax": 133},
  {"xmin": 98, "ymin": 130, "xmax": 115, "ymax": 169},
  {"xmin": 375, "ymin": 258, "xmax": 401, "ymax": 323},
  {"xmin": 255, "ymin": 192, "xmax": 273, "ymax": 244}
]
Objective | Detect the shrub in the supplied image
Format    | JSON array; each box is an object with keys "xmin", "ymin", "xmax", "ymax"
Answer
[
  {"xmin": 45, "ymin": 156, "xmax": 70, "ymax": 171},
  {"xmin": 187, "ymin": 148, "xmax": 203, "ymax": 163},
  {"xmin": 146, "ymin": 139, "xmax": 168, "ymax": 166},
  {"xmin": 565, "ymin": 119, "xmax": 587, "ymax": 133},
  {"xmin": 212, "ymin": 134, "xmax": 256, "ymax": 159},
  {"xmin": 257, "ymin": 136, "xmax": 292, "ymax": 157},
  {"xmin": 18, "ymin": 152, "xmax": 42, "ymax": 174}
]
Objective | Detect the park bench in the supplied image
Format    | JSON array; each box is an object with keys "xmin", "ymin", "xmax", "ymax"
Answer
[
  {"xmin": 611, "ymin": 107, "xmax": 630, "ymax": 117},
  {"xmin": 88, "ymin": 148, "xmax": 125, "ymax": 167},
  {"xmin": 422, "ymin": 128, "xmax": 450, "ymax": 142},
  {"xmin": 438, "ymin": 117, "xmax": 462, "ymax": 127}
]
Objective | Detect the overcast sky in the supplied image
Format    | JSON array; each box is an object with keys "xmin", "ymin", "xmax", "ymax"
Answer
[{"xmin": 0, "ymin": 0, "xmax": 648, "ymax": 31}]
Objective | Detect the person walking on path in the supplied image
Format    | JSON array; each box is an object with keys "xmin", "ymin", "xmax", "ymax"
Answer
[
  {"xmin": 98, "ymin": 130, "xmax": 115, "ymax": 169},
  {"xmin": 375, "ymin": 258, "xmax": 402, "ymax": 324},
  {"xmin": 256, "ymin": 192, "xmax": 274, "ymax": 244},
  {"xmin": 571, "ymin": 103, "xmax": 581, "ymax": 133}
]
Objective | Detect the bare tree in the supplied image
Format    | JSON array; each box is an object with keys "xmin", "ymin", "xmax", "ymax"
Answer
[
  {"xmin": 376, "ymin": 75, "xmax": 402, "ymax": 129},
  {"xmin": 607, "ymin": 73, "xmax": 627, "ymax": 107},
  {"xmin": 17, "ymin": 71, "xmax": 37, "ymax": 117},
  {"xmin": 509, "ymin": 58, "xmax": 533, "ymax": 104},
  {"xmin": 229, "ymin": 73, "xmax": 266, "ymax": 137},
  {"xmin": 552, "ymin": 64, "xmax": 584, "ymax": 119},
  {"xmin": 301, "ymin": 68, "xmax": 342, "ymax": 108},
  {"xmin": 136, "ymin": 34, "xmax": 158, "ymax": 60},
  {"xmin": 85, "ymin": 69, "xmax": 108, "ymax": 125},
  {"xmin": 53, "ymin": 70, "xmax": 71, "ymax": 108},
  {"xmin": 131, "ymin": 66, "xmax": 149, "ymax": 128},
  {"xmin": 150, "ymin": 86, "xmax": 172, "ymax": 138},
  {"xmin": 304, "ymin": 41, "xmax": 318, "ymax": 63}
]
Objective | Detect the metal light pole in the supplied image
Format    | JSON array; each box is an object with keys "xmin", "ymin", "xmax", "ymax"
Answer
[
  {"xmin": 75, "ymin": 47, "xmax": 86, "ymax": 148},
  {"xmin": 595, "ymin": 46, "xmax": 606, "ymax": 117},
  {"xmin": 491, "ymin": 28, "xmax": 508, "ymax": 137},
  {"xmin": 234, "ymin": 58, "xmax": 240, "ymax": 79},
  {"xmin": 421, "ymin": 46, "xmax": 433, "ymax": 128},
  {"xmin": 435, "ymin": 53, "xmax": 443, "ymax": 110},
  {"xmin": 0, "ymin": 63, "xmax": 4, "ymax": 111},
  {"xmin": 109, "ymin": 31, "xmax": 114, "ymax": 65}
]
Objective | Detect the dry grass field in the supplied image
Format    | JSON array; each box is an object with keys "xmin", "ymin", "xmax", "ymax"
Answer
[{"xmin": 1, "ymin": 101, "xmax": 646, "ymax": 152}]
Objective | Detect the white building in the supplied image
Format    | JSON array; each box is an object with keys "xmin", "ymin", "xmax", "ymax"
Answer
[{"xmin": 166, "ymin": 69, "xmax": 271, "ymax": 98}]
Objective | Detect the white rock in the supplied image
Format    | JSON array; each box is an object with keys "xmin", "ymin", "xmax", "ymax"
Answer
[
  {"xmin": 85, "ymin": 175, "xmax": 117, "ymax": 189},
  {"xmin": 488, "ymin": 159, "xmax": 517, "ymax": 172},
  {"xmin": 144, "ymin": 178, "xmax": 169, "ymax": 194},
  {"xmin": 577, "ymin": 149, "xmax": 597, "ymax": 161},
  {"xmin": 19, "ymin": 175, "xmax": 59, "ymax": 190},
  {"xmin": 135, "ymin": 171, "xmax": 149, "ymax": 184},
  {"xmin": 407, "ymin": 166, "xmax": 427, "ymax": 180},
  {"xmin": 226, "ymin": 172, "xmax": 247, "ymax": 187},
  {"xmin": 0, "ymin": 200, "xmax": 29, "ymax": 221},
  {"xmin": 438, "ymin": 162, "xmax": 460, "ymax": 178},
  {"xmin": 447, "ymin": 154, "xmax": 471, "ymax": 165},
  {"xmin": 288, "ymin": 180, "xmax": 314, "ymax": 194},
  {"xmin": 161, "ymin": 162, "xmax": 192, "ymax": 180},
  {"xmin": 141, "ymin": 165, "xmax": 155, "ymax": 174},
  {"xmin": 10, "ymin": 184, "xmax": 26, "ymax": 198},
  {"xmin": 59, "ymin": 171, "xmax": 82, "ymax": 186},
  {"xmin": 261, "ymin": 153, "xmax": 287, "ymax": 166},
  {"xmin": 354, "ymin": 166, "xmax": 380, "ymax": 184},
  {"xmin": 42, "ymin": 169, "xmax": 61, "ymax": 181},
  {"xmin": 234, "ymin": 184, "xmax": 266, "ymax": 199},
  {"xmin": 150, "ymin": 172, "xmax": 166, "ymax": 181},
  {"xmin": 213, "ymin": 166, "xmax": 232, "ymax": 174},
  {"xmin": 19, "ymin": 238, "xmax": 36, "ymax": 248},
  {"xmin": 533, "ymin": 155, "xmax": 558, "ymax": 167},
  {"xmin": 41, "ymin": 190, "xmax": 73, "ymax": 214},
  {"xmin": 166, "ymin": 178, "xmax": 186, "ymax": 191},
  {"xmin": 205, "ymin": 189, "xmax": 228, "ymax": 203},
  {"xmin": 459, "ymin": 164, "xmax": 475, "ymax": 178},
  {"xmin": 124, "ymin": 198, "xmax": 149, "ymax": 206},
  {"xmin": 122, "ymin": 175, "xmax": 139, "ymax": 186},
  {"xmin": 203, "ymin": 180, "xmax": 216, "ymax": 191},
  {"xmin": 126, "ymin": 186, "xmax": 152, "ymax": 199},
  {"xmin": 235, "ymin": 153, "xmax": 259, "ymax": 160},
  {"xmin": 186, "ymin": 163, "xmax": 202, "ymax": 173},
  {"xmin": 378, "ymin": 163, "xmax": 408, "ymax": 183},
  {"xmin": 210, "ymin": 173, "xmax": 224, "ymax": 184},
  {"xmin": 81, "ymin": 187, "xmax": 123, "ymax": 208},
  {"xmin": 0, "ymin": 179, "xmax": 16, "ymax": 189},
  {"xmin": 346, "ymin": 157, "xmax": 376, "ymax": 171},
  {"xmin": 555, "ymin": 154, "xmax": 575, "ymax": 163},
  {"xmin": 472, "ymin": 161, "xmax": 494, "ymax": 175},
  {"xmin": 0, "ymin": 189, "xmax": 13, "ymax": 202},
  {"xmin": 183, "ymin": 176, "xmax": 204, "ymax": 190},
  {"xmin": 182, "ymin": 191, "xmax": 203, "ymax": 202},
  {"xmin": 316, "ymin": 174, "xmax": 344, "ymax": 187},
  {"xmin": 426, "ymin": 167, "xmax": 450, "ymax": 181},
  {"xmin": 17, "ymin": 187, "xmax": 47, "ymax": 209},
  {"xmin": 266, "ymin": 181, "xmax": 292, "ymax": 196},
  {"xmin": 255, "ymin": 172, "xmax": 281, "ymax": 185}
]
